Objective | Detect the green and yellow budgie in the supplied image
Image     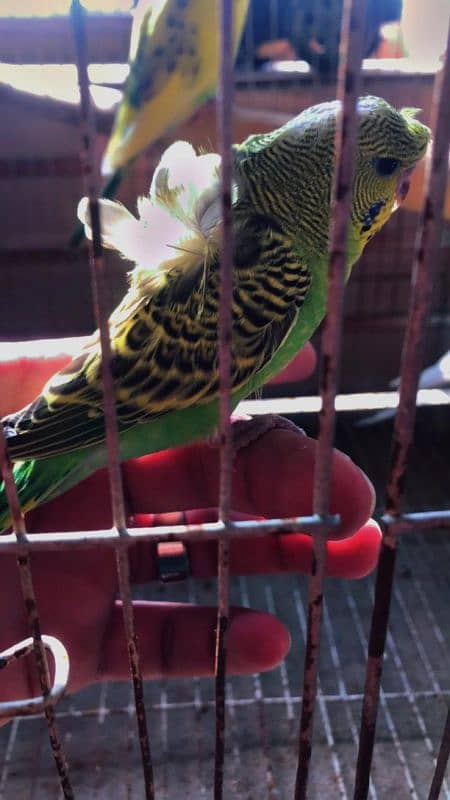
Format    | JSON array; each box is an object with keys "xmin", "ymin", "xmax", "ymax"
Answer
[
  {"xmin": 1, "ymin": 96, "xmax": 429, "ymax": 530},
  {"xmin": 70, "ymin": 0, "xmax": 249, "ymax": 246}
]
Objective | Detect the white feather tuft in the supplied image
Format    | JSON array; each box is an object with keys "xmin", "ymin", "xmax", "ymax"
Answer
[
  {"xmin": 78, "ymin": 140, "xmax": 232, "ymax": 299},
  {"xmin": 77, "ymin": 197, "xmax": 144, "ymax": 262}
]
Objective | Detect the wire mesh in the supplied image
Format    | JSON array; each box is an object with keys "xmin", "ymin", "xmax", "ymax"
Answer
[{"xmin": 0, "ymin": 1, "xmax": 449, "ymax": 799}]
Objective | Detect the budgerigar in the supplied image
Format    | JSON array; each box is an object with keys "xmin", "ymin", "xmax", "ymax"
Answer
[
  {"xmin": 1, "ymin": 96, "xmax": 430, "ymax": 530},
  {"xmin": 70, "ymin": 0, "xmax": 249, "ymax": 247}
]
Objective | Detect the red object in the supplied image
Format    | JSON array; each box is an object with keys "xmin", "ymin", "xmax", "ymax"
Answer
[
  {"xmin": 0, "ymin": 346, "xmax": 380, "ymax": 712},
  {"xmin": 268, "ymin": 342, "xmax": 317, "ymax": 385}
]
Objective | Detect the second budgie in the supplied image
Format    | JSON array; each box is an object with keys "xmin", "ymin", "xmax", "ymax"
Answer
[
  {"xmin": 70, "ymin": 0, "xmax": 249, "ymax": 245},
  {"xmin": 102, "ymin": 0, "xmax": 250, "ymax": 176},
  {"xmin": 1, "ymin": 96, "xmax": 430, "ymax": 530}
]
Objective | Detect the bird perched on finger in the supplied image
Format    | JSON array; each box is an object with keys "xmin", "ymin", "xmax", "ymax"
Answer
[
  {"xmin": 70, "ymin": 0, "xmax": 250, "ymax": 246},
  {"xmin": 1, "ymin": 96, "xmax": 430, "ymax": 530}
]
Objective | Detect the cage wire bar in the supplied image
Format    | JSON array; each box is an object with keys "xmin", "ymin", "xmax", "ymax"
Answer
[
  {"xmin": 0, "ymin": 514, "xmax": 336, "ymax": 552},
  {"xmin": 70, "ymin": 2, "xmax": 156, "ymax": 798},
  {"xmin": 295, "ymin": 0, "xmax": 367, "ymax": 797},
  {"xmin": 214, "ymin": 2, "xmax": 235, "ymax": 798},
  {"xmin": 354, "ymin": 20, "xmax": 450, "ymax": 800},
  {"xmin": 0, "ymin": 2, "xmax": 449, "ymax": 799},
  {"xmin": 428, "ymin": 708, "xmax": 450, "ymax": 800}
]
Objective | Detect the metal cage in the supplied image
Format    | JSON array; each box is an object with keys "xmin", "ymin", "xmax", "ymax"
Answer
[{"xmin": 0, "ymin": 1, "xmax": 449, "ymax": 798}]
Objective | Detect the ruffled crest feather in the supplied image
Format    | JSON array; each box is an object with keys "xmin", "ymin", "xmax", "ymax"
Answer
[{"xmin": 78, "ymin": 140, "xmax": 232, "ymax": 301}]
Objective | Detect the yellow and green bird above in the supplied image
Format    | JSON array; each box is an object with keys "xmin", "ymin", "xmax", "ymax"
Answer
[
  {"xmin": 70, "ymin": 0, "xmax": 249, "ymax": 246},
  {"xmin": 1, "ymin": 96, "xmax": 430, "ymax": 530},
  {"xmin": 101, "ymin": 0, "xmax": 250, "ymax": 176}
]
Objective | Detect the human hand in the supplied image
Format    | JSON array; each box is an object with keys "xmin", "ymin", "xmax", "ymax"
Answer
[{"xmin": 0, "ymin": 340, "xmax": 379, "ymax": 717}]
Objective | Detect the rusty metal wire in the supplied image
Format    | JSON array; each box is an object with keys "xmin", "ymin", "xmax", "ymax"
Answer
[
  {"xmin": 0, "ymin": 515, "xmax": 339, "ymax": 553},
  {"xmin": 1, "ymin": 506, "xmax": 449, "ymax": 554},
  {"xmin": 354, "ymin": 19, "xmax": 450, "ymax": 800},
  {"xmin": 295, "ymin": 1, "xmax": 367, "ymax": 796},
  {"xmin": 70, "ymin": 1, "xmax": 155, "ymax": 797},
  {"xmin": 428, "ymin": 707, "xmax": 450, "ymax": 800},
  {"xmin": 383, "ymin": 509, "xmax": 450, "ymax": 535},
  {"xmin": 214, "ymin": 2, "xmax": 237, "ymax": 795}
]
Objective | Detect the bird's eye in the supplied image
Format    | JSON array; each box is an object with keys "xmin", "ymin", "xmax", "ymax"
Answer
[{"xmin": 372, "ymin": 157, "xmax": 400, "ymax": 177}]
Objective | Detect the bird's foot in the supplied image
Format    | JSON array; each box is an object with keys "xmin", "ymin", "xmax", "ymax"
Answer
[{"xmin": 208, "ymin": 413, "xmax": 304, "ymax": 456}]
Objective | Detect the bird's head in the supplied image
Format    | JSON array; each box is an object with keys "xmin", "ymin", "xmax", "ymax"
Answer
[
  {"xmin": 234, "ymin": 95, "xmax": 430, "ymax": 255},
  {"xmin": 349, "ymin": 96, "xmax": 430, "ymax": 248}
]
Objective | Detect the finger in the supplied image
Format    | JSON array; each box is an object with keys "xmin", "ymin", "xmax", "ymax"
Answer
[
  {"xmin": 186, "ymin": 518, "xmax": 382, "ymax": 581},
  {"xmin": 268, "ymin": 342, "xmax": 317, "ymax": 385},
  {"xmin": 123, "ymin": 421, "xmax": 375, "ymax": 538},
  {"xmin": 100, "ymin": 602, "xmax": 290, "ymax": 680},
  {"xmin": 31, "ymin": 421, "xmax": 373, "ymax": 538},
  {"xmin": 233, "ymin": 424, "xmax": 375, "ymax": 538},
  {"xmin": 324, "ymin": 519, "xmax": 381, "ymax": 578},
  {"xmin": 28, "ymin": 421, "xmax": 375, "ymax": 588},
  {"xmin": 129, "ymin": 511, "xmax": 381, "ymax": 582}
]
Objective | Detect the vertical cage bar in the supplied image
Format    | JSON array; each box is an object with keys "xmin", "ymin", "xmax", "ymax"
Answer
[
  {"xmin": 353, "ymin": 22, "xmax": 450, "ymax": 800},
  {"xmin": 427, "ymin": 706, "xmax": 450, "ymax": 800},
  {"xmin": 69, "ymin": 3, "xmax": 154, "ymax": 797},
  {"xmin": 214, "ymin": 1, "xmax": 235, "ymax": 797},
  {"xmin": 344, "ymin": 584, "xmax": 418, "ymax": 796},
  {"xmin": 294, "ymin": 1, "xmax": 367, "ymax": 797},
  {"xmin": 0, "ymin": 438, "xmax": 73, "ymax": 797},
  {"xmin": 69, "ymin": 4, "xmax": 126, "ymax": 531}
]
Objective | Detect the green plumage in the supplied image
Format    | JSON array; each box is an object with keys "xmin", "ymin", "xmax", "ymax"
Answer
[{"xmin": 1, "ymin": 96, "xmax": 430, "ymax": 530}]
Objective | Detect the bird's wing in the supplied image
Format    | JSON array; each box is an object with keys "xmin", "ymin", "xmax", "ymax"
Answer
[
  {"xmin": 3, "ymin": 214, "xmax": 310, "ymax": 462},
  {"xmin": 2, "ymin": 260, "xmax": 208, "ymax": 461}
]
